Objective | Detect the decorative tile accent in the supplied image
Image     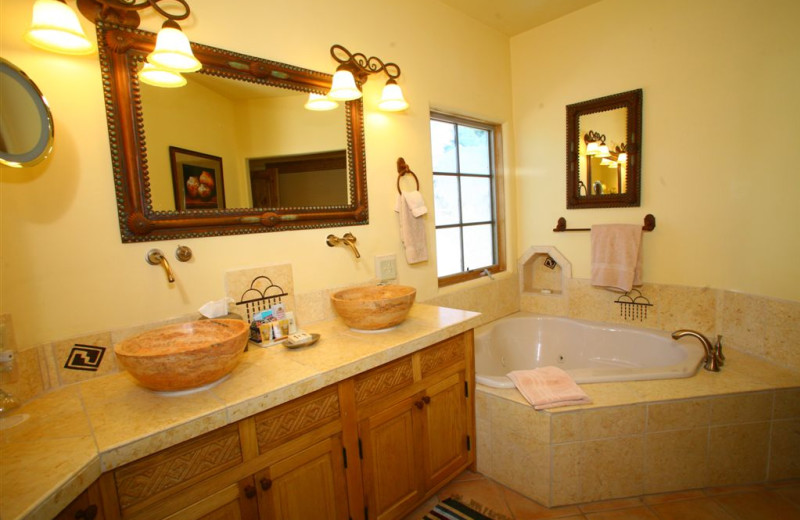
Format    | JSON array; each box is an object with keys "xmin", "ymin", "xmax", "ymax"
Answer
[{"xmin": 51, "ymin": 333, "xmax": 117, "ymax": 386}]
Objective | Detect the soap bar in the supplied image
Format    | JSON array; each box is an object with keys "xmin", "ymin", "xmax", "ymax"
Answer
[{"xmin": 287, "ymin": 332, "xmax": 312, "ymax": 343}]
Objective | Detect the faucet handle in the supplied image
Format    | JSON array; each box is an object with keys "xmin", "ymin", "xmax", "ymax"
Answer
[{"xmin": 714, "ymin": 335, "xmax": 725, "ymax": 365}]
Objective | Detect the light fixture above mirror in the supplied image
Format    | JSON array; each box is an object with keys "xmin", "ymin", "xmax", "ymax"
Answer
[{"xmin": 311, "ymin": 44, "xmax": 409, "ymax": 112}]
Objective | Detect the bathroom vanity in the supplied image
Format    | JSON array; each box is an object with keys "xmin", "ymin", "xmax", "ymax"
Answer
[{"xmin": 1, "ymin": 304, "xmax": 480, "ymax": 520}]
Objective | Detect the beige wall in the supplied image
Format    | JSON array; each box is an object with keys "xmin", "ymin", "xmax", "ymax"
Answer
[
  {"xmin": 0, "ymin": 0, "xmax": 516, "ymax": 349},
  {"xmin": 511, "ymin": 0, "xmax": 800, "ymax": 302}
]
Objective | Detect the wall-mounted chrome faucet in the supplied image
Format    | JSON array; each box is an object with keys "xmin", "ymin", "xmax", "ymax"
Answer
[
  {"xmin": 327, "ymin": 233, "xmax": 360, "ymax": 258},
  {"xmin": 671, "ymin": 329, "xmax": 724, "ymax": 372},
  {"xmin": 146, "ymin": 249, "xmax": 175, "ymax": 283}
]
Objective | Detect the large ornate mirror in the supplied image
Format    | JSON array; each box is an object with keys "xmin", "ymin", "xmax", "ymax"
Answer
[
  {"xmin": 566, "ymin": 89, "xmax": 642, "ymax": 209},
  {"xmin": 95, "ymin": 21, "xmax": 367, "ymax": 242},
  {"xmin": 0, "ymin": 58, "xmax": 54, "ymax": 168}
]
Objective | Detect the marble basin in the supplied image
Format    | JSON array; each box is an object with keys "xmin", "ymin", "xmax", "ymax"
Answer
[
  {"xmin": 114, "ymin": 319, "xmax": 249, "ymax": 392},
  {"xmin": 331, "ymin": 285, "xmax": 416, "ymax": 330}
]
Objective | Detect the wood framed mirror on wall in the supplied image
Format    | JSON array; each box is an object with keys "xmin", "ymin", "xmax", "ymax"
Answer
[
  {"xmin": 566, "ymin": 89, "xmax": 642, "ymax": 209},
  {"xmin": 94, "ymin": 20, "xmax": 368, "ymax": 242}
]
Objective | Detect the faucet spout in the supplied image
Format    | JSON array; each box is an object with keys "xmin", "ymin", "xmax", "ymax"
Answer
[
  {"xmin": 671, "ymin": 329, "xmax": 721, "ymax": 372},
  {"xmin": 146, "ymin": 249, "xmax": 175, "ymax": 283},
  {"xmin": 326, "ymin": 233, "xmax": 360, "ymax": 258}
]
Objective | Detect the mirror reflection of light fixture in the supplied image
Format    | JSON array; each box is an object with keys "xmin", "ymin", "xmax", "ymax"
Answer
[
  {"xmin": 616, "ymin": 143, "xmax": 628, "ymax": 164},
  {"xmin": 25, "ymin": 0, "xmax": 94, "ymax": 55},
  {"xmin": 320, "ymin": 44, "xmax": 409, "ymax": 112},
  {"xmin": 139, "ymin": 62, "xmax": 186, "ymax": 88},
  {"xmin": 304, "ymin": 93, "xmax": 339, "ymax": 111},
  {"xmin": 583, "ymin": 130, "xmax": 604, "ymax": 156},
  {"xmin": 25, "ymin": 0, "xmax": 202, "ymax": 86}
]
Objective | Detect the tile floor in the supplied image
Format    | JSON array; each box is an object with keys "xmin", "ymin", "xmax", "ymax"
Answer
[{"xmin": 403, "ymin": 471, "xmax": 800, "ymax": 520}]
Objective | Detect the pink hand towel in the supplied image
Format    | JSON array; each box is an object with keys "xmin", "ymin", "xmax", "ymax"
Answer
[
  {"xmin": 507, "ymin": 367, "xmax": 592, "ymax": 410},
  {"xmin": 590, "ymin": 224, "xmax": 643, "ymax": 292}
]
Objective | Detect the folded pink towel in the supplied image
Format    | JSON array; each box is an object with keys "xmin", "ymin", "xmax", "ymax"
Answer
[
  {"xmin": 590, "ymin": 223, "xmax": 643, "ymax": 292},
  {"xmin": 507, "ymin": 367, "xmax": 592, "ymax": 410}
]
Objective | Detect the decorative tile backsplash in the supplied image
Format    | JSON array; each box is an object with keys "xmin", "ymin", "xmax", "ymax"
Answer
[{"xmin": 1, "ymin": 261, "xmax": 797, "ymax": 405}]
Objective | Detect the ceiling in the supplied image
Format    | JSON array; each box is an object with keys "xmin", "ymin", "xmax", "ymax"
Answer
[{"xmin": 436, "ymin": 0, "xmax": 603, "ymax": 36}]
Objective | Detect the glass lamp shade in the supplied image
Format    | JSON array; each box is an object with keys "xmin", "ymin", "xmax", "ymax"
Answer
[
  {"xmin": 328, "ymin": 69, "xmax": 362, "ymax": 101},
  {"xmin": 304, "ymin": 93, "xmax": 339, "ymax": 111},
  {"xmin": 25, "ymin": 0, "xmax": 94, "ymax": 55},
  {"xmin": 617, "ymin": 152, "xmax": 628, "ymax": 163},
  {"xmin": 378, "ymin": 80, "xmax": 408, "ymax": 111},
  {"xmin": 139, "ymin": 63, "xmax": 187, "ymax": 88},
  {"xmin": 585, "ymin": 141, "xmax": 600, "ymax": 155},
  {"xmin": 147, "ymin": 22, "xmax": 202, "ymax": 73},
  {"xmin": 596, "ymin": 144, "xmax": 611, "ymax": 158}
]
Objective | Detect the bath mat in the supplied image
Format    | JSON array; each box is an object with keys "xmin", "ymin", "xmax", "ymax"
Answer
[{"xmin": 423, "ymin": 497, "xmax": 494, "ymax": 520}]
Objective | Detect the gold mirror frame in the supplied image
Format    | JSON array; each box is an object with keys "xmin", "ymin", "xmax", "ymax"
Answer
[
  {"xmin": 95, "ymin": 21, "xmax": 367, "ymax": 242},
  {"xmin": 566, "ymin": 89, "xmax": 642, "ymax": 209}
]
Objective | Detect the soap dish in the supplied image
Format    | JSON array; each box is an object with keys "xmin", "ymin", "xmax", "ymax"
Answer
[{"xmin": 285, "ymin": 333, "xmax": 320, "ymax": 349}]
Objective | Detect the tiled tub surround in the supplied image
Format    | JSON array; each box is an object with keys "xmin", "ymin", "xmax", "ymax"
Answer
[
  {"xmin": 0, "ymin": 304, "xmax": 480, "ymax": 520},
  {"xmin": 475, "ymin": 347, "xmax": 800, "ymax": 507}
]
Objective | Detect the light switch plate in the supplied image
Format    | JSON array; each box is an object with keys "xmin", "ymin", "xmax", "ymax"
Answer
[{"xmin": 375, "ymin": 254, "xmax": 397, "ymax": 281}]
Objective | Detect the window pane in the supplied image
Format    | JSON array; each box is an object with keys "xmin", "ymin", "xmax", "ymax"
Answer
[
  {"xmin": 433, "ymin": 175, "xmax": 460, "ymax": 226},
  {"xmin": 431, "ymin": 120, "xmax": 458, "ymax": 173},
  {"xmin": 436, "ymin": 227, "xmax": 462, "ymax": 277},
  {"xmin": 457, "ymin": 125, "xmax": 490, "ymax": 174},
  {"xmin": 460, "ymin": 176, "xmax": 491, "ymax": 223},
  {"xmin": 463, "ymin": 224, "xmax": 493, "ymax": 270}
]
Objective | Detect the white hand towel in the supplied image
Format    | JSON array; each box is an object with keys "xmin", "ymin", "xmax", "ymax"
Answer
[
  {"xmin": 395, "ymin": 193, "xmax": 428, "ymax": 264},
  {"xmin": 590, "ymin": 224, "xmax": 643, "ymax": 292},
  {"xmin": 507, "ymin": 367, "xmax": 592, "ymax": 410},
  {"xmin": 402, "ymin": 191, "xmax": 428, "ymax": 217}
]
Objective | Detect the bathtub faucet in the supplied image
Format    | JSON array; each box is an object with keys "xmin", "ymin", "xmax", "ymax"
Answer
[{"xmin": 671, "ymin": 330, "xmax": 724, "ymax": 372}]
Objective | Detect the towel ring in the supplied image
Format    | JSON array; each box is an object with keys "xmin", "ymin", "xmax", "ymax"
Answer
[{"xmin": 396, "ymin": 157, "xmax": 420, "ymax": 194}]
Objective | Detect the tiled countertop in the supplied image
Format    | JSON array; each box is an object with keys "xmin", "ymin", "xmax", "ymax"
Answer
[{"xmin": 0, "ymin": 304, "xmax": 481, "ymax": 520}]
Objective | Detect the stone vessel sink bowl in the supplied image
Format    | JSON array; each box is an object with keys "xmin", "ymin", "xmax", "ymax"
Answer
[
  {"xmin": 331, "ymin": 285, "xmax": 416, "ymax": 331},
  {"xmin": 114, "ymin": 319, "xmax": 249, "ymax": 392}
]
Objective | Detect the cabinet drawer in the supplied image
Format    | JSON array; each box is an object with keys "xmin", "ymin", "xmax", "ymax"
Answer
[
  {"xmin": 353, "ymin": 356, "xmax": 414, "ymax": 406},
  {"xmin": 419, "ymin": 335, "xmax": 466, "ymax": 378},
  {"xmin": 114, "ymin": 424, "xmax": 243, "ymax": 515},
  {"xmin": 254, "ymin": 386, "xmax": 341, "ymax": 453}
]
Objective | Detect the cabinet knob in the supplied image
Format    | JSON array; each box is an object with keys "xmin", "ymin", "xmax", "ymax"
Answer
[
  {"xmin": 414, "ymin": 400, "xmax": 424, "ymax": 409},
  {"xmin": 422, "ymin": 395, "xmax": 431, "ymax": 404},
  {"xmin": 75, "ymin": 505, "xmax": 97, "ymax": 520},
  {"xmin": 244, "ymin": 485, "xmax": 257, "ymax": 499},
  {"xmin": 260, "ymin": 477, "xmax": 273, "ymax": 491}
]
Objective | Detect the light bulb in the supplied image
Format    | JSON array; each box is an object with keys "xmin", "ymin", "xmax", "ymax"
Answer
[
  {"xmin": 147, "ymin": 21, "xmax": 201, "ymax": 73},
  {"xmin": 25, "ymin": 0, "xmax": 94, "ymax": 55},
  {"xmin": 378, "ymin": 80, "xmax": 408, "ymax": 111},
  {"xmin": 328, "ymin": 68, "xmax": 361, "ymax": 101}
]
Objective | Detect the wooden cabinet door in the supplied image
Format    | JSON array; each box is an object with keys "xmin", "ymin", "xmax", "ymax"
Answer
[
  {"xmin": 164, "ymin": 478, "xmax": 259, "ymax": 520},
  {"xmin": 420, "ymin": 372, "xmax": 469, "ymax": 490},
  {"xmin": 54, "ymin": 481, "xmax": 106, "ymax": 520},
  {"xmin": 358, "ymin": 394, "xmax": 424, "ymax": 520},
  {"xmin": 255, "ymin": 435, "xmax": 349, "ymax": 520}
]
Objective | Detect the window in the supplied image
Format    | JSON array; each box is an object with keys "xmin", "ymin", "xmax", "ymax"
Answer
[{"xmin": 430, "ymin": 112, "xmax": 505, "ymax": 286}]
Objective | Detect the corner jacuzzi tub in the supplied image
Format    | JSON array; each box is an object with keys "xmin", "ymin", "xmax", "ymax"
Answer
[{"xmin": 475, "ymin": 312, "xmax": 705, "ymax": 387}]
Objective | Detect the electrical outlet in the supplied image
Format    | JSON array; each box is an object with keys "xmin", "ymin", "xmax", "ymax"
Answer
[{"xmin": 375, "ymin": 254, "xmax": 397, "ymax": 281}]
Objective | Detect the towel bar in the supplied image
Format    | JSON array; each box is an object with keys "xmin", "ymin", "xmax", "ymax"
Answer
[{"xmin": 553, "ymin": 214, "xmax": 656, "ymax": 232}]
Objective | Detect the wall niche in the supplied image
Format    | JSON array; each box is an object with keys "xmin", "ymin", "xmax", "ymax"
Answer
[{"xmin": 519, "ymin": 246, "xmax": 571, "ymax": 295}]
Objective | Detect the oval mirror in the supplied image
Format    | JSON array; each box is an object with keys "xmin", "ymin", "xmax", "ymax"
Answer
[{"xmin": 0, "ymin": 58, "xmax": 54, "ymax": 168}]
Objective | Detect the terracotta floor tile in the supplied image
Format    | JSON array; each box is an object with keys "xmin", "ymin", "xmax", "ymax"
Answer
[
  {"xmin": 502, "ymin": 485, "xmax": 582, "ymax": 519},
  {"xmin": 702, "ymin": 483, "xmax": 766, "ymax": 496},
  {"xmin": 713, "ymin": 490, "xmax": 800, "ymax": 520},
  {"xmin": 584, "ymin": 507, "xmax": 658, "ymax": 520},
  {"xmin": 649, "ymin": 497, "xmax": 736, "ymax": 520},
  {"xmin": 579, "ymin": 497, "xmax": 644, "ymax": 514},
  {"xmin": 641, "ymin": 489, "xmax": 707, "ymax": 505}
]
